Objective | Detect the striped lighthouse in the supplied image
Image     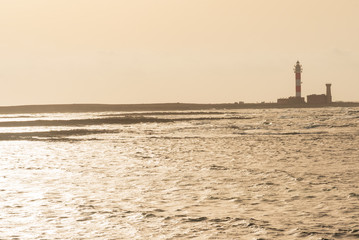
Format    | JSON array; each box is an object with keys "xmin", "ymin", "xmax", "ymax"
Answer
[{"xmin": 294, "ymin": 61, "xmax": 303, "ymax": 98}]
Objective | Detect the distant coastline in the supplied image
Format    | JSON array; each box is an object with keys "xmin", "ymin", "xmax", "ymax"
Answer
[{"xmin": 0, "ymin": 102, "xmax": 359, "ymax": 114}]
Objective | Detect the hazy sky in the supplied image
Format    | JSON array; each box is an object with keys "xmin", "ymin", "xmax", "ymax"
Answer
[{"xmin": 1, "ymin": 0, "xmax": 358, "ymax": 105}]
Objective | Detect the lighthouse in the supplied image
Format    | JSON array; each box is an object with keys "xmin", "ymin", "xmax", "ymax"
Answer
[
  {"xmin": 278, "ymin": 61, "xmax": 333, "ymax": 105},
  {"xmin": 294, "ymin": 61, "xmax": 303, "ymax": 98}
]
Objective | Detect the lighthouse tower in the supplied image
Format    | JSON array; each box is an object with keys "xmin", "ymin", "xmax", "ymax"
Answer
[
  {"xmin": 294, "ymin": 61, "xmax": 303, "ymax": 98},
  {"xmin": 326, "ymin": 83, "xmax": 332, "ymax": 103}
]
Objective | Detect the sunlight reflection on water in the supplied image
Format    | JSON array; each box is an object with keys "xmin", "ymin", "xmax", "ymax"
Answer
[{"xmin": 0, "ymin": 108, "xmax": 358, "ymax": 239}]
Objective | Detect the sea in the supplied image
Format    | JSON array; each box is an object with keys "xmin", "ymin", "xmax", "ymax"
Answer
[{"xmin": 0, "ymin": 107, "xmax": 358, "ymax": 240}]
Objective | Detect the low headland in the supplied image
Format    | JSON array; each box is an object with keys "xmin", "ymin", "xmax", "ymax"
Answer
[{"xmin": 0, "ymin": 102, "xmax": 358, "ymax": 114}]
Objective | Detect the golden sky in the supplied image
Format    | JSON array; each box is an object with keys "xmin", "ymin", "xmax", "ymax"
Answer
[{"xmin": 0, "ymin": 0, "xmax": 358, "ymax": 105}]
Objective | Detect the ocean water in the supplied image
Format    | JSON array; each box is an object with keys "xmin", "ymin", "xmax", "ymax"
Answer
[{"xmin": 0, "ymin": 107, "xmax": 358, "ymax": 239}]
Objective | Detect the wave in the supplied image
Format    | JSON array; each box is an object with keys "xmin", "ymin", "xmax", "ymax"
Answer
[
  {"xmin": 0, "ymin": 129, "xmax": 117, "ymax": 141},
  {"xmin": 234, "ymin": 131, "xmax": 329, "ymax": 136},
  {"xmin": 101, "ymin": 111, "xmax": 244, "ymax": 117},
  {"xmin": 0, "ymin": 116, "xmax": 248, "ymax": 128}
]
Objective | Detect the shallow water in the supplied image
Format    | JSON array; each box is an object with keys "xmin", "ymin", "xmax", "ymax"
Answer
[{"xmin": 0, "ymin": 107, "xmax": 358, "ymax": 239}]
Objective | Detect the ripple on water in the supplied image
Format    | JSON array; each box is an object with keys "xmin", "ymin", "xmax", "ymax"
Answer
[{"xmin": 0, "ymin": 108, "xmax": 358, "ymax": 239}]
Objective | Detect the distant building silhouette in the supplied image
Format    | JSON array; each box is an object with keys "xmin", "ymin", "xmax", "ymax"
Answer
[
  {"xmin": 326, "ymin": 84, "xmax": 332, "ymax": 103},
  {"xmin": 307, "ymin": 84, "xmax": 332, "ymax": 104},
  {"xmin": 307, "ymin": 94, "xmax": 327, "ymax": 104},
  {"xmin": 294, "ymin": 61, "xmax": 303, "ymax": 98},
  {"xmin": 277, "ymin": 61, "xmax": 332, "ymax": 105},
  {"xmin": 277, "ymin": 96, "xmax": 305, "ymax": 104}
]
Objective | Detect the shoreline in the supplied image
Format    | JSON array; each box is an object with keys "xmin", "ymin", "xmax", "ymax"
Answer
[{"xmin": 0, "ymin": 102, "xmax": 358, "ymax": 114}]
